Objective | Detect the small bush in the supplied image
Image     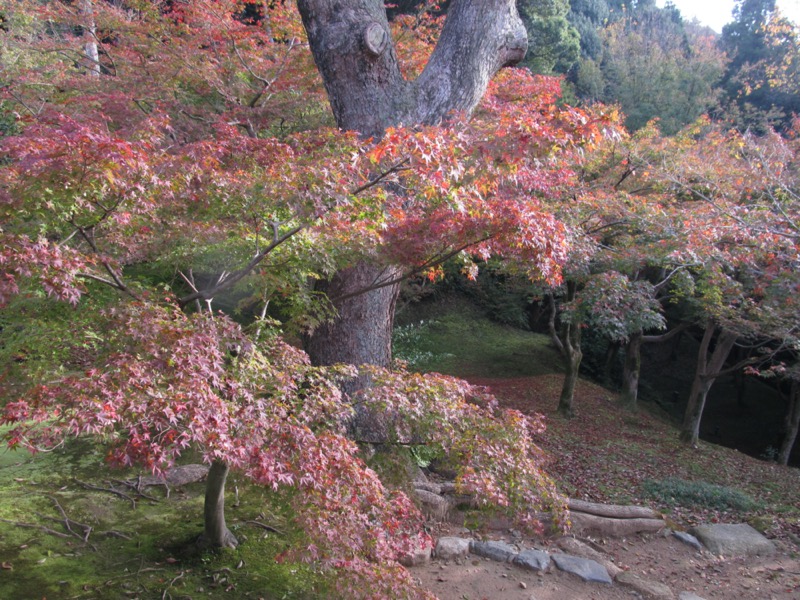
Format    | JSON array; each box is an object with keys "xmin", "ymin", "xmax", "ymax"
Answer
[{"xmin": 642, "ymin": 477, "xmax": 760, "ymax": 512}]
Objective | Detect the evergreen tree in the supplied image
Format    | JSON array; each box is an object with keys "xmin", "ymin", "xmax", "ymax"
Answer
[
  {"xmin": 719, "ymin": 0, "xmax": 799, "ymax": 132},
  {"xmin": 518, "ymin": 0, "xmax": 581, "ymax": 74}
]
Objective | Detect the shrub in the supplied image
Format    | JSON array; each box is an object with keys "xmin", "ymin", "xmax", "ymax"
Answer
[{"xmin": 642, "ymin": 477, "xmax": 760, "ymax": 512}]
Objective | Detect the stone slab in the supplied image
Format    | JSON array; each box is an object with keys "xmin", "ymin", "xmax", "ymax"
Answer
[
  {"xmin": 551, "ymin": 553, "xmax": 612, "ymax": 584},
  {"xmin": 512, "ymin": 549, "xmax": 551, "ymax": 572},
  {"xmin": 689, "ymin": 523, "xmax": 776, "ymax": 557},
  {"xmin": 616, "ymin": 571, "xmax": 674, "ymax": 599},
  {"xmin": 435, "ymin": 537, "xmax": 471, "ymax": 561},
  {"xmin": 672, "ymin": 530, "xmax": 703, "ymax": 551},
  {"xmin": 398, "ymin": 539, "xmax": 432, "ymax": 567},
  {"xmin": 469, "ymin": 540, "xmax": 518, "ymax": 562}
]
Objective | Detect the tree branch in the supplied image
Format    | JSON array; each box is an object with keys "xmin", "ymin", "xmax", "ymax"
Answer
[{"xmin": 642, "ymin": 321, "xmax": 691, "ymax": 344}]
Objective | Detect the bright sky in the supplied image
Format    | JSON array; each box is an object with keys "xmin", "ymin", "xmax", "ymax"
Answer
[{"xmin": 657, "ymin": 0, "xmax": 800, "ymax": 33}]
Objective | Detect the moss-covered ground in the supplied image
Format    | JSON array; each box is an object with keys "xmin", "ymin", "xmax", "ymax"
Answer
[{"xmin": 0, "ymin": 440, "xmax": 326, "ymax": 599}]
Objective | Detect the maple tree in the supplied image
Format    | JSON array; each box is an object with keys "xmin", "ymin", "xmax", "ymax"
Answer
[
  {"xmin": 0, "ymin": 0, "xmax": 591, "ymax": 592},
  {"xmin": 532, "ymin": 111, "xmax": 798, "ymax": 433},
  {"xmin": 616, "ymin": 119, "xmax": 800, "ymax": 448}
]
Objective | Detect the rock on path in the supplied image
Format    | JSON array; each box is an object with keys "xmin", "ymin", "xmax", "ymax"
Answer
[{"xmin": 689, "ymin": 523, "xmax": 776, "ymax": 557}]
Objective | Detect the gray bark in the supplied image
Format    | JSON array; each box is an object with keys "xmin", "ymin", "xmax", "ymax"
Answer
[
  {"xmin": 778, "ymin": 380, "xmax": 799, "ymax": 466},
  {"xmin": 201, "ymin": 461, "xmax": 238, "ymax": 549},
  {"xmin": 296, "ymin": 0, "xmax": 527, "ymax": 137},
  {"xmin": 620, "ymin": 332, "xmax": 642, "ymax": 410},
  {"xmin": 680, "ymin": 322, "xmax": 738, "ymax": 447},
  {"xmin": 297, "ymin": 0, "xmax": 528, "ymax": 382},
  {"xmin": 79, "ymin": 0, "xmax": 101, "ymax": 77},
  {"xmin": 548, "ymin": 283, "xmax": 581, "ymax": 418}
]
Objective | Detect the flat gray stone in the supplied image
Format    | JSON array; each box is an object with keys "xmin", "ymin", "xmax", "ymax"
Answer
[
  {"xmin": 616, "ymin": 572, "xmax": 674, "ymax": 599},
  {"xmin": 435, "ymin": 537, "xmax": 471, "ymax": 560},
  {"xmin": 678, "ymin": 593, "xmax": 707, "ymax": 600},
  {"xmin": 672, "ymin": 531, "xmax": 703, "ymax": 551},
  {"xmin": 551, "ymin": 553, "xmax": 612, "ymax": 584},
  {"xmin": 139, "ymin": 464, "xmax": 209, "ymax": 487},
  {"xmin": 512, "ymin": 549, "xmax": 551, "ymax": 572},
  {"xmin": 555, "ymin": 536, "xmax": 621, "ymax": 578},
  {"xmin": 689, "ymin": 523, "xmax": 776, "ymax": 557},
  {"xmin": 469, "ymin": 540, "xmax": 518, "ymax": 562}
]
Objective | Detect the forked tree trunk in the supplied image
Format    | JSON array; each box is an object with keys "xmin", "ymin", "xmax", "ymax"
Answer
[
  {"xmin": 298, "ymin": 0, "xmax": 528, "ymax": 383},
  {"xmin": 548, "ymin": 283, "xmax": 581, "ymax": 418},
  {"xmin": 680, "ymin": 322, "xmax": 738, "ymax": 447},
  {"xmin": 558, "ymin": 330, "xmax": 582, "ymax": 418},
  {"xmin": 201, "ymin": 461, "xmax": 238, "ymax": 549},
  {"xmin": 778, "ymin": 380, "xmax": 799, "ymax": 466},
  {"xmin": 620, "ymin": 332, "xmax": 642, "ymax": 410}
]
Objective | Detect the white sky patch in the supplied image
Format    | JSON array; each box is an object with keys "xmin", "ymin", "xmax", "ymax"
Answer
[{"xmin": 656, "ymin": 0, "xmax": 800, "ymax": 33}]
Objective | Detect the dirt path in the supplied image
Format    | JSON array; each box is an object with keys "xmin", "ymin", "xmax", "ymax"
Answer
[{"xmin": 411, "ymin": 529, "xmax": 800, "ymax": 599}]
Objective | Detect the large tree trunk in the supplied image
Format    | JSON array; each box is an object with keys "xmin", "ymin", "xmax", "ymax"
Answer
[
  {"xmin": 304, "ymin": 263, "xmax": 401, "ymax": 376},
  {"xmin": 304, "ymin": 263, "xmax": 402, "ymax": 441},
  {"xmin": 201, "ymin": 461, "xmax": 238, "ymax": 549},
  {"xmin": 778, "ymin": 380, "xmax": 799, "ymax": 466},
  {"xmin": 298, "ymin": 0, "xmax": 527, "ymax": 379},
  {"xmin": 620, "ymin": 332, "xmax": 642, "ymax": 410},
  {"xmin": 680, "ymin": 322, "xmax": 738, "ymax": 447}
]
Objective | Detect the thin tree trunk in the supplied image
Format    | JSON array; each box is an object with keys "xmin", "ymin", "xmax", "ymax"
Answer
[
  {"xmin": 79, "ymin": 0, "xmax": 101, "ymax": 77},
  {"xmin": 680, "ymin": 374, "xmax": 714, "ymax": 447},
  {"xmin": 680, "ymin": 322, "xmax": 738, "ymax": 447},
  {"xmin": 548, "ymin": 283, "xmax": 582, "ymax": 418},
  {"xmin": 558, "ymin": 329, "xmax": 582, "ymax": 418},
  {"xmin": 201, "ymin": 461, "xmax": 238, "ymax": 549},
  {"xmin": 620, "ymin": 332, "xmax": 642, "ymax": 410},
  {"xmin": 778, "ymin": 380, "xmax": 799, "ymax": 466}
]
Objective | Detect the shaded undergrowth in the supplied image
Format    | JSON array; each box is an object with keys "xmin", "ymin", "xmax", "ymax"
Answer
[{"xmin": 394, "ymin": 296, "xmax": 559, "ymax": 378}]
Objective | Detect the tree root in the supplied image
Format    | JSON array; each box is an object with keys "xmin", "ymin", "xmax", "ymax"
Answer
[
  {"xmin": 566, "ymin": 498, "xmax": 665, "ymax": 536},
  {"xmin": 0, "ymin": 495, "xmax": 130, "ymax": 548},
  {"xmin": 570, "ymin": 512, "xmax": 666, "ymax": 536},
  {"xmin": 244, "ymin": 520, "xmax": 284, "ymax": 535},
  {"xmin": 75, "ymin": 479, "xmax": 137, "ymax": 508},
  {"xmin": 0, "ymin": 517, "xmax": 72, "ymax": 539},
  {"xmin": 568, "ymin": 499, "xmax": 661, "ymax": 520},
  {"xmin": 116, "ymin": 475, "xmax": 168, "ymax": 500}
]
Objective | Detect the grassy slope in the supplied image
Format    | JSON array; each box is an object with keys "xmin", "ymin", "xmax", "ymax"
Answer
[{"xmin": 395, "ymin": 297, "xmax": 800, "ymax": 541}]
